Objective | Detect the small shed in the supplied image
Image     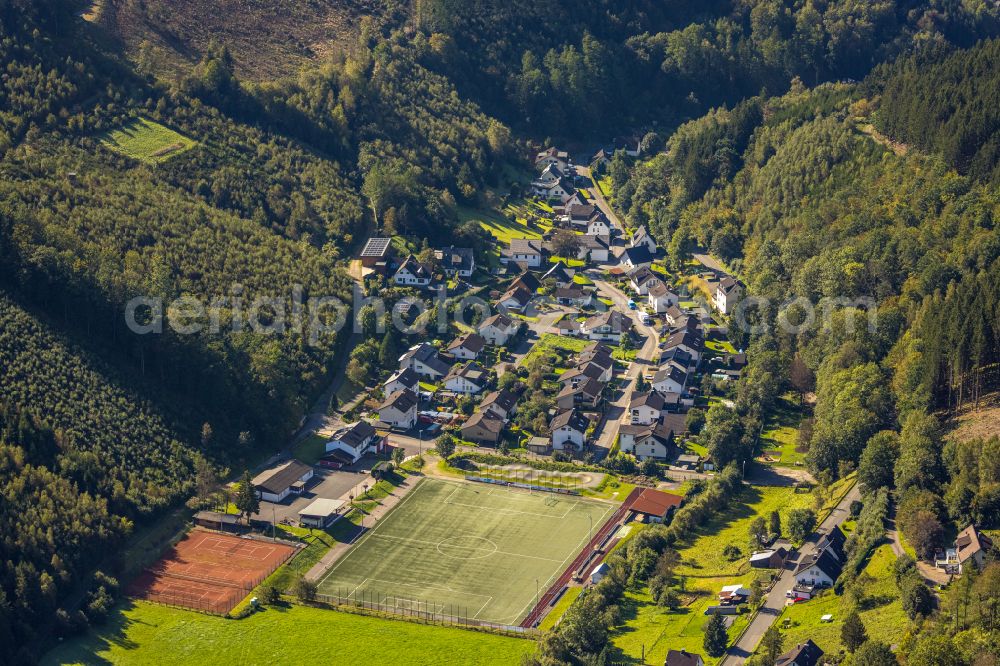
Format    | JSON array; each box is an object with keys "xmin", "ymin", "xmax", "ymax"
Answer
[
  {"xmin": 590, "ymin": 562, "xmax": 609, "ymax": 585},
  {"xmin": 750, "ymin": 547, "xmax": 788, "ymax": 569},
  {"xmin": 527, "ymin": 436, "xmax": 552, "ymax": 455},
  {"xmin": 298, "ymin": 498, "xmax": 346, "ymax": 529}
]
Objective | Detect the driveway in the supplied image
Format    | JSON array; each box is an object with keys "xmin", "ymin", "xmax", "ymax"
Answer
[
  {"xmin": 589, "ymin": 275, "xmax": 661, "ymax": 458},
  {"xmin": 721, "ymin": 483, "xmax": 861, "ymax": 663}
]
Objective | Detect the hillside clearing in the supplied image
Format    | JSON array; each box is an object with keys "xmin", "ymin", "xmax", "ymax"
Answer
[{"xmin": 100, "ymin": 118, "xmax": 196, "ymax": 164}]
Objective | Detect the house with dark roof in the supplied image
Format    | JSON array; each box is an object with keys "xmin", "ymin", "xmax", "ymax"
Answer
[
  {"xmin": 581, "ymin": 310, "xmax": 631, "ymax": 342},
  {"xmin": 629, "ymin": 488, "xmax": 683, "ymax": 523},
  {"xmin": 479, "ymin": 389, "xmax": 520, "ymax": 421},
  {"xmin": 535, "ymin": 147, "xmax": 569, "ymax": 170},
  {"xmin": 543, "ymin": 261, "xmax": 575, "ymax": 287},
  {"xmin": 619, "ymin": 414, "xmax": 684, "ymax": 461},
  {"xmin": 665, "ymin": 304, "xmax": 686, "ymax": 326},
  {"xmin": 393, "ymin": 254, "xmax": 434, "ymax": 287},
  {"xmin": 559, "ymin": 362, "xmax": 608, "ymax": 387},
  {"xmin": 536, "ymin": 163, "xmax": 565, "ymax": 185},
  {"xmin": 435, "ymin": 246, "xmax": 475, "ymax": 277},
  {"xmin": 384, "ymin": 367, "xmax": 419, "ymax": 396},
  {"xmin": 443, "ymin": 361, "xmax": 488, "ymax": 395},
  {"xmin": 794, "ymin": 546, "xmax": 844, "ymax": 589},
  {"xmin": 399, "ymin": 343, "xmax": 452, "ymax": 379},
  {"xmin": 628, "ymin": 266, "xmax": 661, "ymax": 295},
  {"xmin": 587, "ymin": 215, "xmax": 611, "ymax": 236},
  {"xmin": 579, "ymin": 234, "xmax": 611, "ymax": 263},
  {"xmin": 551, "ymin": 409, "xmax": 589, "ymax": 451},
  {"xmin": 662, "ymin": 329, "xmax": 703, "ymax": 363},
  {"xmin": 325, "ymin": 421, "xmax": 381, "ymax": 464},
  {"xmin": 652, "ymin": 362, "xmax": 690, "ymax": 395},
  {"xmin": 501, "ymin": 239, "xmax": 545, "ymax": 268},
  {"xmin": 630, "ymin": 225, "xmax": 658, "ymax": 254},
  {"xmin": 252, "ymin": 460, "xmax": 314, "ymax": 503},
  {"xmin": 714, "ymin": 276, "xmax": 743, "ymax": 314},
  {"xmin": 379, "ymin": 390, "xmax": 418, "ymax": 430},
  {"xmin": 648, "ymin": 281, "xmax": 679, "ymax": 313},
  {"xmin": 446, "ymin": 332, "xmax": 486, "ymax": 361},
  {"xmin": 478, "ymin": 313, "xmax": 521, "ymax": 346},
  {"xmin": 621, "ymin": 245, "xmax": 653, "ymax": 269},
  {"xmin": 630, "ymin": 391, "xmax": 668, "ymax": 425},
  {"xmin": 555, "ymin": 286, "xmax": 593, "ymax": 307},
  {"xmin": 555, "ymin": 377, "xmax": 603, "ymax": 411},
  {"xmin": 664, "ymin": 650, "xmax": 704, "ymax": 666},
  {"xmin": 460, "ymin": 409, "xmax": 505, "ymax": 445},
  {"xmin": 775, "ymin": 640, "xmax": 824, "ymax": 666},
  {"xmin": 498, "ymin": 284, "xmax": 535, "ymax": 312},
  {"xmin": 533, "ymin": 176, "xmax": 576, "ymax": 200}
]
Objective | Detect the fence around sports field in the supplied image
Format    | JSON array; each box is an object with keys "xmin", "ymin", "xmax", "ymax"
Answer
[
  {"xmin": 465, "ymin": 475, "xmax": 582, "ymax": 495},
  {"xmin": 313, "ymin": 589, "xmax": 538, "ymax": 638},
  {"xmin": 519, "ymin": 486, "xmax": 643, "ymax": 628}
]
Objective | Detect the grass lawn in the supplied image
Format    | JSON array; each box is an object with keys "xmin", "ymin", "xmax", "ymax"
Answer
[
  {"xmin": 44, "ymin": 601, "xmax": 535, "ymax": 666},
  {"xmin": 293, "ymin": 433, "xmax": 329, "ymax": 465},
  {"xmin": 705, "ymin": 339, "xmax": 737, "ymax": 355},
  {"xmin": 573, "ymin": 273, "xmax": 595, "ymax": 286},
  {"xmin": 315, "ymin": 478, "xmax": 615, "ymax": 626},
  {"xmin": 100, "ymin": 117, "xmax": 196, "ymax": 164},
  {"xmin": 538, "ymin": 587, "xmax": 583, "ymax": 631},
  {"xmin": 771, "ymin": 544, "xmax": 908, "ymax": 657},
  {"xmin": 758, "ymin": 394, "xmax": 808, "ymax": 468},
  {"xmin": 522, "ymin": 333, "xmax": 589, "ymax": 366},
  {"xmin": 583, "ymin": 475, "xmax": 636, "ymax": 501},
  {"xmin": 460, "ymin": 204, "xmax": 543, "ymax": 245},
  {"xmin": 596, "ymin": 175, "xmax": 614, "ymax": 199},
  {"xmin": 610, "ymin": 486, "xmax": 816, "ymax": 664}
]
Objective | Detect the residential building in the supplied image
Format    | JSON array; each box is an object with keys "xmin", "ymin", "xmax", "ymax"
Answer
[
  {"xmin": 501, "ymin": 239, "xmax": 545, "ymax": 268},
  {"xmin": 664, "ymin": 304, "xmax": 686, "ymax": 326},
  {"xmin": 665, "ymin": 650, "xmax": 704, "ymax": 666},
  {"xmin": 936, "ymin": 524, "xmax": 994, "ymax": 573},
  {"xmin": 621, "ymin": 245, "xmax": 653, "ymax": 269},
  {"xmin": 543, "ymin": 261, "xmax": 575, "ymax": 287},
  {"xmin": 555, "ymin": 286, "xmax": 593, "ymax": 307},
  {"xmin": 651, "ymin": 362, "xmax": 690, "ymax": 394},
  {"xmin": 714, "ymin": 276, "xmax": 743, "ymax": 314},
  {"xmin": 252, "ymin": 460, "xmax": 314, "ymax": 503},
  {"xmin": 629, "ymin": 391, "xmax": 667, "ymax": 425},
  {"xmin": 479, "ymin": 389, "xmax": 520, "ymax": 421},
  {"xmin": 435, "ymin": 246, "xmax": 475, "ymax": 277},
  {"xmin": 443, "ymin": 361, "xmax": 488, "ymax": 395},
  {"xmin": 399, "ymin": 343, "xmax": 452, "ymax": 379},
  {"xmin": 750, "ymin": 548, "xmax": 788, "ymax": 569},
  {"xmin": 536, "ymin": 163, "xmax": 564, "ymax": 185},
  {"xmin": 587, "ymin": 215, "xmax": 611, "ymax": 236},
  {"xmin": 378, "ymin": 390, "xmax": 418, "ymax": 430},
  {"xmin": 628, "ymin": 266, "xmax": 661, "ymax": 295},
  {"xmin": 446, "ymin": 332, "xmax": 486, "ymax": 361},
  {"xmin": 534, "ymin": 177, "xmax": 576, "ymax": 200},
  {"xmin": 775, "ymin": 641, "xmax": 824, "ymax": 666},
  {"xmin": 478, "ymin": 313, "xmax": 521, "ymax": 346},
  {"xmin": 535, "ymin": 147, "xmax": 569, "ymax": 171},
  {"xmin": 498, "ymin": 284, "xmax": 534, "ymax": 312},
  {"xmin": 560, "ymin": 362, "xmax": 608, "ymax": 387},
  {"xmin": 581, "ymin": 310, "xmax": 630, "ymax": 342},
  {"xmin": 648, "ymin": 282, "xmax": 679, "ymax": 313},
  {"xmin": 460, "ymin": 409, "xmax": 505, "ymax": 445},
  {"xmin": 630, "ymin": 225, "xmax": 658, "ymax": 254},
  {"xmin": 619, "ymin": 416, "xmax": 681, "ymax": 461},
  {"xmin": 794, "ymin": 547, "xmax": 843, "ymax": 588},
  {"xmin": 662, "ymin": 329, "xmax": 703, "ymax": 363},
  {"xmin": 384, "ymin": 367, "xmax": 419, "ymax": 396},
  {"xmin": 325, "ymin": 421, "xmax": 381, "ymax": 464},
  {"xmin": 579, "ymin": 234, "xmax": 611, "ymax": 263},
  {"xmin": 551, "ymin": 409, "xmax": 589, "ymax": 451},
  {"xmin": 556, "ymin": 377, "xmax": 603, "ymax": 411},
  {"xmin": 393, "ymin": 254, "xmax": 434, "ymax": 287}
]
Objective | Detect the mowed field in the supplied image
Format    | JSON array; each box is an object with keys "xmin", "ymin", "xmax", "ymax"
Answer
[
  {"xmin": 317, "ymin": 478, "xmax": 615, "ymax": 626},
  {"xmin": 100, "ymin": 118, "xmax": 196, "ymax": 164},
  {"xmin": 43, "ymin": 601, "xmax": 535, "ymax": 666}
]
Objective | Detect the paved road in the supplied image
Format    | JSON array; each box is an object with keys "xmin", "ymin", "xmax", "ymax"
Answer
[{"xmin": 722, "ymin": 483, "xmax": 861, "ymax": 663}]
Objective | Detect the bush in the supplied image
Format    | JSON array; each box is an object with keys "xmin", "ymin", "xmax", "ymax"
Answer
[
  {"xmin": 261, "ymin": 584, "xmax": 281, "ymax": 605},
  {"xmin": 294, "ymin": 576, "xmax": 317, "ymax": 602},
  {"xmin": 723, "ymin": 544, "xmax": 742, "ymax": 561}
]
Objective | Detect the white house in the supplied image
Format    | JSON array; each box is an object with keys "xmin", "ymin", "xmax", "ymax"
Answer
[
  {"xmin": 714, "ymin": 277, "xmax": 743, "ymax": 315},
  {"xmin": 379, "ymin": 389, "xmax": 418, "ymax": 430},
  {"xmin": 630, "ymin": 226, "xmax": 658, "ymax": 254},
  {"xmin": 501, "ymin": 239, "xmax": 545, "ymax": 268},
  {"xmin": 662, "ymin": 330, "xmax": 702, "ymax": 363},
  {"xmin": 535, "ymin": 147, "xmax": 569, "ymax": 171},
  {"xmin": 384, "ymin": 367, "xmax": 419, "ymax": 396},
  {"xmin": 648, "ymin": 282, "xmax": 679, "ymax": 313},
  {"xmin": 590, "ymin": 562, "xmax": 609, "ymax": 585},
  {"xmin": 618, "ymin": 423, "xmax": 673, "ymax": 461},
  {"xmin": 445, "ymin": 332, "xmax": 486, "ymax": 361},
  {"xmin": 551, "ymin": 409, "xmax": 589, "ymax": 451},
  {"xmin": 536, "ymin": 163, "xmax": 564, "ymax": 185},
  {"xmin": 628, "ymin": 266, "xmax": 661, "ymax": 296},
  {"xmin": 580, "ymin": 234, "xmax": 610, "ymax": 263},
  {"xmin": 252, "ymin": 460, "xmax": 314, "ymax": 503},
  {"xmin": 794, "ymin": 548, "xmax": 843, "ymax": 588},
  {"xmin": 479, "ymin": 389, "xmax": 519, "ymax": 421},
  {"xmin": 478, "ymin": 313, "xmax": 520, "ymax": 346},
  {"xmin": 497, "ymin": 285, "xmax": 534, "ymax": 312},
  {"xmin": 620, "ymin": 245, "xmax": 653, "ymax": 270},
  {"xmin": 533, "ymin": 177, "xmax": 575, "ymax": 200},
  {"xmin": 325, "ymin": 421, "xmax": 381, "ymax": 464},
  {"xmin": 399, "ymin": 343, "xmax": 452, "ymax": 379},
  {"xmin": 581, "ymin": 310, "xmax": 630, "ymax": 343},
  {"xmin": 587, "ymin": 216, "xmax": 611, "ymax": 236},
  {"xmin": 443, "ymin": 361, "xmax": 488, "ymax": 395},
  {"xmin": 555, "ymin": 286, "xmax": 593, "ymax": 307},
  {"xmin": 651, "ymin": 362, "xmax": 689, "ymax": 394},
  {"xmin": 629, "ymin": 391, "xmax": 666, "ymax": 425},
  {"xmin": 393, "ymin": 255, "xmax": 433, "ymax": 287}
]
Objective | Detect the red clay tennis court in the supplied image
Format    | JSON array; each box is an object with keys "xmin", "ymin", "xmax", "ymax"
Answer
[{"xmin": 129, "ymin": 529, "xmax": 298, "ymax": 614}]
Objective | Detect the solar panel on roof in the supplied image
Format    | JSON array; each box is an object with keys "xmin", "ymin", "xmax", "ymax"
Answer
[{"xmin": 360, "ymin": 237, "xmax": 391, "ymax": 257}]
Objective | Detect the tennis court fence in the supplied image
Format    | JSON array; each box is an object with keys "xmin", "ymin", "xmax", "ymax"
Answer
[{"xmin": 314, "ymin": 588, "xmax": 538, "ymax": 637}]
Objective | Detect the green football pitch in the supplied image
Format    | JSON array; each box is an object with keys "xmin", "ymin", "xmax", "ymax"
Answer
[{"xmin": 316, "ymin": 478, "xmax": 616, "ymax": 626}]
